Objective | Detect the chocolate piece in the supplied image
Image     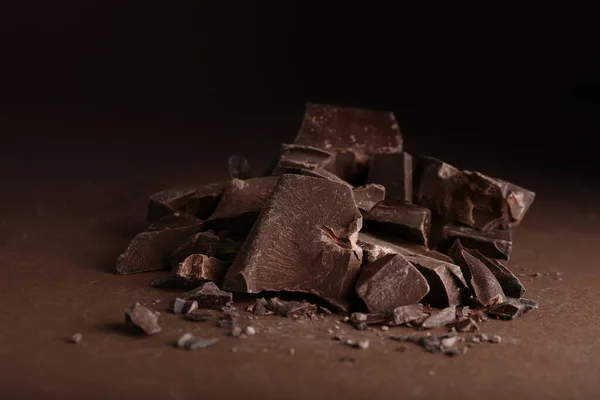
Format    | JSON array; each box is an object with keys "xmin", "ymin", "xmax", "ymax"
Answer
[
  {"xmin": 169, "ymin": 231, "xmax": 220, "ymax": 267},
  {"xmin": 266, "ymin": 298, "xmax": 318, "ymax": 318},
  {"xmin": 387, "ymin": 304, "xmax": 428, "ymax": 326},
  {"xmin": 228, "ymin": 155, "xmax": 250, "ymax": 180},
  {"xmin": 454, "ymin": 318, "xmax": 479, "ymax": 332},
  {"xmin": 206, "ymin": 177, "xmax": 278, "ymax": 235},
  {"xmin": 404, "ymin": 253, "xmax": 467, "ymax": 308},
  {"xmin": 421, "ymin": 306, "xmax": 457, "ymax": 329},
  {"xmin": 116, "ymin": 215, "xmax": 204, "ymax": 275},
  {"xmin": 438, "ymin": 224, "xmax": 512, "ymax": 261},
  {"xmin": 125, "ymin": 302, "xmax": 162, "ymax": 335},
  {"xmin": 466, "ymin": 249, "xmax": 525, "ymax": 298},
  {"xmin": 414, "ymin": 156, "xmax": 535, "ymax": 230},
  {"xmin": 173, "ymin": 298, "xmax": 186, "ymax": 314},
  {"xmin": 147, "ymin": 181, "xmax": 228, "ymax": 222},
  {"xmin": 274, "ymin": 144, "xmax": 337, "ymax": 172},
  {"xmin": 182, "ymin": 282, "xmax": 233, "ymax": 310},
  {"xmin": 367, "ymin": 152, "xmax": 413, "ymax": 202},
  {"xmin": 294, "ymin": 103, "xmax": 403, "ymax": 184},
  {"xmin": 223, "ymin": 175, "xmax": 363, "ymax": 311},
  {"xmin": 272, "ymin": 167, "xmax": 351, "ymax": 186},
  {"xmin": 355, "ymin": 253, "xmax": 430, "ymax": 314},
  {"xmin": 350, "ymin": 312, "xmax": 387, "ymax": 326},
  {"xmin": 449, "ymin": 241, "xmax": 507, "ymax": 307},
  {"xmin": 357, "ymin": 232, "xmax": 453, "ymax": 265},
  {"xmin": 352, "ymin": 184, "xmax": 386, "ymax": 213},
  {"xmin": 363, "ymin": 200, "xmax": 431, "ymax": 246},
  {"xmin": 250, "ymin": 298, "xmax": 272, "ymax": 316},
  {"xmin": 486, "ymin": 297, "xmax": 538, "ymax": 320},
  {"xmin": 181, "ymin": 300, "xmax": 198, "ymax": 314},
  {"xmin": 70, "ymin": 333, "xmax": 83, "ymax": 344},
  {"xmin": 171, "ymin": 254, "xmax": 228, "ymax": 285},
  {"xmin": 176, "ymin": 333, "xmax": 219, "ymax": 350}
]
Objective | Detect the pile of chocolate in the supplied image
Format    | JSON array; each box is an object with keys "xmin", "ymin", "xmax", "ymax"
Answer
[{"xmin": 116, "ymin": 103, "xmax": 537, "ymax": 331}]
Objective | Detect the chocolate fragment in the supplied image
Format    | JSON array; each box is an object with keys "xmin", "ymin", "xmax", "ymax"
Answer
[
  {"xmin": 352, "ymin": 184, "xmax": 385, "ymax": 213},
  {"xmin": 266, "ymin": 298, "xmax": 317, "ymax": 318},
  {"xmin": 421, "ymin": 306, "xmax": 457, "ymax": 329},
  {"xmin": 363, "ymin": 200, "xmax": 431, "ymax": 246},
  {"xmin": 355, "ymin": 253, "xmax": 429, "ymax": 314},
  {"xmin": 70, "ymin": 333, "xmax": 83, "ymax": 344},
  {"xmin": 171, "ymin": 254, "xmax": 228, "ymax": 285},
  {"xmin": 173, "ymin": 298, "xmax": 186, "ymax": 314},
  {"xmin": 454, "ymin": 318, "xmax": 479, "ymax": 332},
  {"xmin": 438, "ymin": 224, "xmax": 512, "ymax": 261},
  {"xmin": 116, "ymin": 215, "xmax": 204, "ymax": 275},
  {"xmin": 125, "ymin": 302, "xmax": 162, "ymax": 335},
  {"xmin": 181, "ymin": 300, "xmax": 199, "ymax": 315},
  {"xmin": 182, "ymin": 282, "xmax": 233, "ymax": 310},
  {"xmin": 206, "ymin": 177, "xmax": 278, "ymax": 236},
  {"xmin": 249, "ymin": 298, "xmax": 273, "ymax": 316},
  {"xmin": 274, "ymin": 144, "xmax": 337, "ymax": 173},
  {"xmin": 223, "ymin": 175, "xmax": 363, "ymax": 311},
  {"xmin": 368, "ymin": 152, "xmax": 413, "ymax": 202},
  {"xmin": 357, "ymin": 232, "xmax": 453, "ymax": 265},
  {"xmin": 486, "ymin": 297, "xmax": 538, "ymax": 320},
  {"xmin": 176, "ymin": 333, "xmax": 219, "ymax": 350},
  {"xmin": 169, "ymin": 231, "xmax": 219, "ymax": 266},
  {"xmin": 449, "ymin": 241, "xmax": 507, "ymax": 307},
  {"xmin": 350, "ymin": 312, "xmax": 387, "ymax": 327},
  {"xmin": 466, "ymin": 249, "xmax": 525, "ymax": 298},
  {"xmin": 387, "ymin": 304, "xmax": 428, "ymax": 326},
  {"xmin": 228, "ymin": 155, "xmax": 250, "ymax": 180},
  {"xmin": 414, "ymin": 156, "xmax": 535, "ymax": 230}
]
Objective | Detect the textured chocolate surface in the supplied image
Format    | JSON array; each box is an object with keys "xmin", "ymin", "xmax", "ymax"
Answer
[
  {"xmin": 368, "ymin": 152, "xmax": 413, "ymax": 202},
  {"xmin": 363, "ymin": 200, "xmax": 431, "ymax": 246}
]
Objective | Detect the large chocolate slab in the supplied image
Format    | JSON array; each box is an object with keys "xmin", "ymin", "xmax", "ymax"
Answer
[
  {"xmin": 205, "ymin": 176, "xmax": 278, "ymax": 236},
  {"xmin": 467, "ymin": 249, "xmax": 525, "ymax": 298},
  {"xmin": 449, "ymin": 241, "xmax": 507, "ymax": 307},
  {"xmin": 357, "ymin": 232, "xmax": 453, "ymax": 265},
  {"xmin": 147, "ymin": 181, "xmax": 228, "ymax": 222},
  {"xmin": 438, "ymin": 224, "xmax": 512, "ymax": 261},
  {"xmin": 116, "ymin": 214, "xmax": 204, "ymax": 275},
  {"xmin": 352, "ymin": 184, "xmax": 385, "ymax": 213},
  {"xmin": 363, "ymin": 200, "xmax": 431, "ymax": 246},
  {"xmin": 367, "ymin": 152, "xmax": 413, "ymax": 202},
  {"xmin": 223, "ymin": 174, "xmax": 363, "ymax": 311},
  {"xmin": 414, "ymin": 156, "xmax": 535, "ymax": 230},
  {"xmin": 274, "ymin": 144, "xmax": 336, "ymax": 173},
  {"xmin": 355, "ymin": 253, "xmax": 429, "ymax": 314},
  {"xmin": 293, "ymin": 103, "xmax": 403, "ymax": 183}
]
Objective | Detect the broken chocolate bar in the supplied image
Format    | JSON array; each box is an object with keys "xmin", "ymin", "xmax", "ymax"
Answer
[
  {"xmin": 352, "ymin": 184, "xmax": 385, "ymax": 213},
  {"xmin": 387, "ymin": 304, "xmax": 428, "ymax": 326},
  {"xmin": 273, "ymin": 144, "xmax": 337, "ymax": 173},
  {"xmin": 466, "ymin": 248, "xmax": 525, "ymax": 298},
  {"xmin": 125, "ymin": 302, "xmax": 162, "ymax": 335},
  {"xmin": 170, "ymin": 254, "xmax": 228, "ymax": 285},
  {"xmin": 449, "ymin": 241, "xmax": 507, "ymax": 307},
  {"xmin": 367, "ymin": 152, "xmax": 413, "ymax": 202},
  {"xmin": 182, "ymin": 282, "xmax": 233, "ymax": 310},
  {"xmin": 293, "ymin": 103, "xmax": 403, "ymax": 184},
  {"xmin": 228, "ymin": 155, "xmax": 250, "ymax": 180},
  {"xmin": 363, "ymin": 200, "xmax": 431, "ymax": 246},
  {"xmin": 205, "ymin": 176, "xmax": 278, "ymax": 236},
  {"xmin": 438, "ymin": 224, "xmax": 512, "ymax": 261},
  {"xmin": 147, "ymin": 181, "xmax": 228, "ymax": 222},
  {"xmin": 223, "ymin": 174, "xmax": 363, "ymax": 311},
  {"xmin": 421, "ymin": 305, "xmax": 457, "ymax": 329},
  {"xmin": 414, "ymin": 156, "xmax": 535, "ymax": 230},
  {"xmin": 116, "ymin": 214, "xmax": 204, "ymax": 275},
  {"xmin": 355, "ymin": 253, "xmax": 429, "ymax": 314}
]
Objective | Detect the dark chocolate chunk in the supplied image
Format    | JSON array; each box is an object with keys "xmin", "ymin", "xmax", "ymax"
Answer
[
  {"xmin": 404, "ymin": 253, "xmax": 467, "ymax": 308},
  {"xmin": 272, "ymin": 167, "xmax": 351, "ymax": 186},
  {"xmin": 486, "ymin": 297, "xmax": 538, "ymax": 320},
  {"xmin": 355, "ymin": 253, "xmax": 430, "ymax": 314},
  {"xmin": 181, "ymin": 300, "xmax": 199, "ymax": 314},
  {"xmin": 367, "ymin": 152, "xmax": 413, "ymax": 202},
  {"xmin": 352, "ymin": 184, "xmax": 386, "ymax": 213},
  {"xmin": 363, "ymin": 200, "xmax": 431, "ymax": 246},
  {"xmin": 116, "ymin": 215, "xmax": 204, "ymax": 275},
  {"xmin": 414, "ymin": 156, "xmax": 535, "ymax": 230},
  {"xmin": 454, "ymin": 318, "xmax": 479, "ymax": 332},
  {"xmin": 438, "ymin": 224, "xmax": 512, "ymax": 261},
  {"xmin": 223, "ymin": 175, "xmax": 363, "ymax": 311},
  {"xmin": 266, "ymin": 298, "xmax": 318, "ymax": 318},
  {"xmin": 387, "ymin": 304, "xmax": 428, "ymax": 326},
  {"xmin": 449, "ymin": 241, "xmax": 507, "ymax": 307},
  {"xmin": 169, "ymin": 231, "xmax": 220, "ymax": 267},
  {"xmin": 125, "ymin": 302, "xmax": 162, "ymax": 335},
  {"xmin": 357, "ymin": 232, "xmax": 453, "ymax": 266},
  {"xmin": 274, "ymin": 144, "xmax": 337, "ymax": 173},
  {"xmin": 294, "ymin": 103, "xmax": 403, "ymax": 184},
  {"xmin": 182, "ymin": 282, "xmax": 233, "ymax": 310},
  {"xmin": 421, "ymin": 306, "xmax": 457, "ymax": 329},
  {"xmin": 170, "ymin": 254, "xmax": 229, "ymax": 285},
  {"xmin": 466, "ymin": 248, "xmax": 525, "ymax": 298},
  {"xmin": 205, "ymin": 177, "xmax": 278, "ymax": 236},
  {"xmin": 228, "ymin": 155, "xmax": 250, "ymax": 180},
  {"xmin": 176, "ymin": 333, "xmax": 219, "ymax": 350},
  {"xmin": 250, "ymin": 298, "xmax": 272, "ymax": 316},
  {"xmin": 147, "ymin": 181, "xmax": 228, "ymax": 222}
]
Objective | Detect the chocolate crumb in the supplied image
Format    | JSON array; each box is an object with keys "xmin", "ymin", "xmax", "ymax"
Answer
[
  {"xmin": 244, "ymin": 326, "xmax": 256, "ymax": 336},
  {"xmin": 176, "ymin": 333, "xmax": 219, "ymax": 350},
  {"xmin": 70, "ymin": 333, "xmax": 83, "ymax": 344},
  {"xmin": 125, "ymin": 302, "xmax": 162, "ymax": 335}
]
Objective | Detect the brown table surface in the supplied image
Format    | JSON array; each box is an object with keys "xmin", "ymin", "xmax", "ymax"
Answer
[{"xmin": 1, "ymin": 114, "xmax": 599, "ymax": 400}]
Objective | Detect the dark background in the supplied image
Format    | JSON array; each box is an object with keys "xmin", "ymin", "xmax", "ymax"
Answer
[{"xmin": 1, "ymin": 1, "xmax": 598, "ymax": 177}]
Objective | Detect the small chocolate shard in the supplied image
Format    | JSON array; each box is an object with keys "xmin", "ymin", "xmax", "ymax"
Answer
[
  {"xmin": 387, "ymin": 304, "xmax": 428, "ymax": 326},
  {"xmin": 176, "ymin": 333, "xmax": 219, "ymax": 350},
  {"xmin": 125, "ymin": 302, "xmax": 162, "ymax": 335},
  {"xmin": 368, "ymin": 152, "xmax": 413, "ymax": 202},
  {"xmin": 181, "ymin": 300, "xmax": 199, "ymax": 315},
  {"xmin": 404, "ymin": 253, "xmax": 467, "ymax": 308},
  {"xmin": 355, "ymin": 253, "xmax": 430, "ymax": 314},
  {"xmin": 352, "ymin": 184, "xmax": 386, "ymax": 213},
  {"xmin": 173, "ymin": 298, "xmax": 186, "ymax": 314},
  {"xmin": 171, "ymin": 254, "xmax": 229, "ymax": 285},
  {"xmin": 486, "ymin": 297, "xmax": 538, "ymax": 320},
  {"xmin": 205, "ymin": 176, "xmax": 278, "ymax": 235},
  {"xmin": 250, "ymin": 298, "xmax": 272, "ymax": 316},
  {"xmin": 70, "ymin": 333, "xmax": 83, "ymax": 344},
  {"xmin": 454, "ymin": 318, "xmax": 479, "ymax": 332},
  {"xmin": 357, "ymin": 232, "xmax": 453, "ymax": 266},
  {"xmin": 169, "ymin": 231, "xmax": 220, "ymax": 266},
  {"xmin": 438, "ymin": 224, "xmax": 512, "ymax": 261},
  {"xmin": 147, "ymin": 181, "xmax": 228, "ymax": 222},
  {"xmin": 228, "ymin": 155, "xmax": 250, "ymax": 180},
  {"xmin": 223, "ymin": 175, "xmax": 363, "ymax": 311},
  {"xmin": 266, "ymin": 298, "xmax": 317, "ymax": 318},
  {"xmin": 182, "ymin": 282, "xmax": 233, "ymax": 310},
  {"xmin": 116, "ymin": 215, "xmax": 204, "ymax": 275},
  {"xmin": 274, "ymin": 144, "xmax": 337, "ymax": 173},
  {"xmin": 350, "ymin": 312, "xmax": 387, "ymax": 327},
  {"xmin": 466, "ymin": 249, "xmax": 525, "ymax": 298},
  {"xmin": 363, "ymin": 200, "xmax": 431, "ymax": 246},
  {"xmin": 421, "ymin": 306, "xmax": 457, "ymax": 329},
  {"xmin": 414, "ymin": 156, "xmax": 535, "ymax": 230},
  {"xmin": 294, "ymin": 103, "xmax": 403, "ymax": 184},
  {"xmin": 449, "ymin": 241, "xmax": 507, "ymax": 307}
]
